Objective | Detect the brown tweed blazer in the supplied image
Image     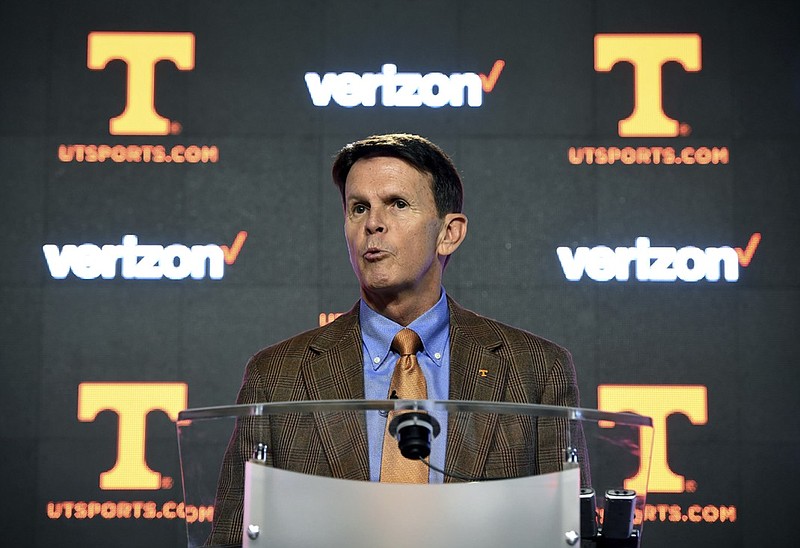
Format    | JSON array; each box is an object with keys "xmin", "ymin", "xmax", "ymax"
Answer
[{"xmin": 209, "ymin": 297, "xmax": 589, "ymax": 545}]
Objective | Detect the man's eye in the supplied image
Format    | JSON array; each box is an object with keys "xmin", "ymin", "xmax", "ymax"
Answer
[
  {"xmin": 353, "ymin": 204, "xmax": 367, "ymax": 214},
  {"xmin": 395, "ymin": 200, "xmax": 408, "ymax": 209}
]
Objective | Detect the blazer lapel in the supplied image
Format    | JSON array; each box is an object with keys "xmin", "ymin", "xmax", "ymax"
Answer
[
  {"xmin": 302, "ymin": 306, "xmax": 370, "ymax": 480},
  {"xmin": 445, "ymin": 298, "xmax": 508, "ymax": 480}
]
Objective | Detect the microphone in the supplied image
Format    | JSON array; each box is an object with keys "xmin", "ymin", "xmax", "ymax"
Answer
[
  {"xmin": 388, "ymin": 411, "xmax": 440, "ymax": 459},
  {"xmin": 387, "ymin": 412, "xmax": 485, "ymax": 482}
]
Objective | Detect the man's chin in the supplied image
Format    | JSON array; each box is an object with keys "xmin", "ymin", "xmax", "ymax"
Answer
[
  {"xmin": 359, "ymin": 279, "xmax": 405, "ymax": 301},
  {"xmin": 360, "ymin": 281, "xmax": 396, "ymax": 296}
]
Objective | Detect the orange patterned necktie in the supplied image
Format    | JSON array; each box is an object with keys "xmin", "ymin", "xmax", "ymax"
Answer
[{"xmin": 379, "ymin": 328, "xmax": 428, "ymax": 483}]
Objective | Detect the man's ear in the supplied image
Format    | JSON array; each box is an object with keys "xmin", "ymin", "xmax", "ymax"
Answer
[{"xmin": 437, "ymin": 213, "xmax": 468, "ymax": 258}]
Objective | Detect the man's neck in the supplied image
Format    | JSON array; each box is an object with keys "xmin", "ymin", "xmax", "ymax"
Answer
[{"xmin": 361, "ymin": 288, "xmax": 442, "ymax": 327}]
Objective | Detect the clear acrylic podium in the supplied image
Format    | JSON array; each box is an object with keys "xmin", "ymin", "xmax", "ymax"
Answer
[{"xmin": 177, "ymin": 400, "xmax": 653, "ymax": 548}]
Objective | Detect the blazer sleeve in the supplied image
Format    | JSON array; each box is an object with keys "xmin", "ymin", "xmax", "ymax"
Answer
[{"xmin": 537, "ymin": 343, "xmax": 592, "ymax": 487}]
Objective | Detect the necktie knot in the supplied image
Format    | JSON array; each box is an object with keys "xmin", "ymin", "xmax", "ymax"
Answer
[{"xmin": 392, "ymin": 328, "xmax": 422, "ymax": 357}]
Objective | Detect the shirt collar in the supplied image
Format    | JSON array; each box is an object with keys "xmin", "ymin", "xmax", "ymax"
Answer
[{"xmin": 360, "ymin": 288, "xmax": 450, "ymax": 371}]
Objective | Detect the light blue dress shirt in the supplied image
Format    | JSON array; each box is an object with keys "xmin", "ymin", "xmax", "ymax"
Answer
[{"xmin": 360, "ymin": 289, "xmax": 450, "ymax": 483}]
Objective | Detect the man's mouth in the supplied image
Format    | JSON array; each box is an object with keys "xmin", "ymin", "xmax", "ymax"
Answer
[{"xmin": 363, "ymin": 247, "xmax": 386, "ymax": 261}]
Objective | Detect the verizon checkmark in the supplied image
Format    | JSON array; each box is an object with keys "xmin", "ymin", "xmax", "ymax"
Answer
[
  {"xmin": 479, "ymin": 60, "xmax": 505, "ymax": 92},
  {"xmin": 734, "ymin": 232, "xmax": 761, "ymax": 267},
  {"xmin": 221, "ymin": 230, "xmax": 248, "ymax": 265}
]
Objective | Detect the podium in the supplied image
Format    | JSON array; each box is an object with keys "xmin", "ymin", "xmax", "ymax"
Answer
[{"xmin": 177, "ymin": 400, "xmax": 653, "ymax": 547}]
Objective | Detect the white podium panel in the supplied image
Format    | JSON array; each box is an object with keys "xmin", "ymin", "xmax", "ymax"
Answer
[{"xmin": 243, "ymin": 461, "xmax": 580, "ymax": 548}]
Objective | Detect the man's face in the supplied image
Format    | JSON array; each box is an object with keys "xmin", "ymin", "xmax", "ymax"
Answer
[{"xmin": 344, "ymin": 156, "xmax": 446, "ymax": 304}]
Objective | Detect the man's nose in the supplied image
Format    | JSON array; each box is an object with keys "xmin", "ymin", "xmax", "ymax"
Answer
[{"xmin": 365, "ymin": 209, "xmax": 386, "ymax": 233}]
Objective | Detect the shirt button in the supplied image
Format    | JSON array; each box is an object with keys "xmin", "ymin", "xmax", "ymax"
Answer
[
  {"xmin": 434, "ymin": 352, "xmax": 441, "ymax": 359},
  {"xmin": 373, "ymin": 357, "xmax": 380, "ymax": 364}
]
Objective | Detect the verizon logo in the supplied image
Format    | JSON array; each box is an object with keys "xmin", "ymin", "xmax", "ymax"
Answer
[
  {"xmin": 304, "ymin": 60, "xmax": 504, "ymax": 108},
  {"xmin": 43, "ymin": 232, "xmax": 247, "ymax": 280},
  {"xmin": 556, "ymin": 234, "xmax": 760, "ymax": 283}
]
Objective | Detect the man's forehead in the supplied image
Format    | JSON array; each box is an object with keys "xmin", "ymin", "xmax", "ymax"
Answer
[{"xmin": 344, "ymin": 156, "xmax": 433, "ymax": 197}]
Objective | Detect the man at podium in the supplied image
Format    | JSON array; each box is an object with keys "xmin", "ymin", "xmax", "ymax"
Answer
[{"xmin": 210, "ymin": 133, "xmax": 589, "ymax": 544}]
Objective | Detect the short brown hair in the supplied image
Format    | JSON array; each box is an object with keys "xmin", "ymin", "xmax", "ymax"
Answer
[{"xmin": 332, "ymin": 133, "xmax": 463, "ymax": 217}]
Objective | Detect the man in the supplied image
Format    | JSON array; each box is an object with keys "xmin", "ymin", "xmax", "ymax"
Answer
[{"xmin": 210, "ymin": 134, "xmax": 588, "ymax": 544}]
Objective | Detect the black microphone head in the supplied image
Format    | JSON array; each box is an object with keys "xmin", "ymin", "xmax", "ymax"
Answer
[
  {"xmin": 388, "ymin": 412, "xmax": 441, "ymax": 460},
  {"xmin": 398, "ymin": 424, "xmax": 432, "ymax": 459}
]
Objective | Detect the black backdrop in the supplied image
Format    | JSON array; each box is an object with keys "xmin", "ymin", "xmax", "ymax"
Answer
[{"xmin": 2, "ymin": 1, "xmax": 799, "ymax": 546}]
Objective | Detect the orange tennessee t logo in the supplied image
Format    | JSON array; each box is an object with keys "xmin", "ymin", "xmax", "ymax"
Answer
[
  {"xmin": 78, "ymin": 382, "xmax": 188, "ymax": 490},
  {"xmin": 594, "ymin": 34, "xmax": 702, "ymax": 137},
  {"xmin": 598, "ymin": 384, "xmax": 707, "ymax": 494},
  {"xmin": 87, "ymin": 32, "xmax": 195, "ymax": 135}
]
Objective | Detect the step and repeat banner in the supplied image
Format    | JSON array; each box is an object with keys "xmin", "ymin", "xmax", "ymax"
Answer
[{"xmin": 2, "ymin": 1, "xmax": 798, "ymax": 546}]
